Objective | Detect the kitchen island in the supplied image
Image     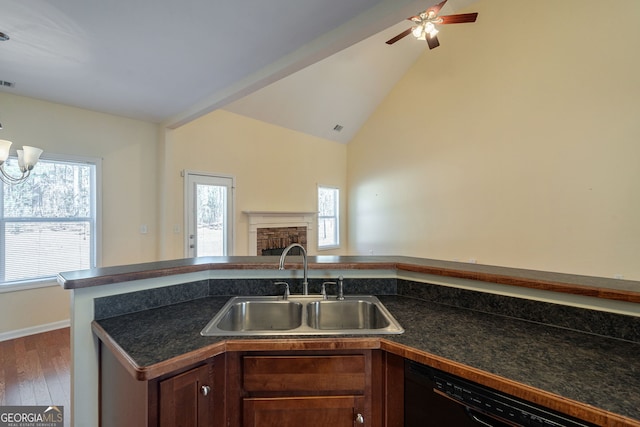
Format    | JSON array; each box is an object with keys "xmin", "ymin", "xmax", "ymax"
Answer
[{"xmin": 58, "ymin": 256, "xmax": 640, "ymax": 426}]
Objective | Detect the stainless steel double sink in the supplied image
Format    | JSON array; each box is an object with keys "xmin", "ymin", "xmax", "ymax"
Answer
[{"xmin": 200, "ymin": 295, "xmax": 404, "ymax": 336}]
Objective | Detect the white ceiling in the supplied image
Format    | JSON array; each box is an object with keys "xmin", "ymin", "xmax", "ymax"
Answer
[
  {"xmin": 226, "ymin": 0, "xmax": 478, "ymax": 143},
  {"xmin": 0, "ymin": 0, "xmax": 477, "ymax": 141}
]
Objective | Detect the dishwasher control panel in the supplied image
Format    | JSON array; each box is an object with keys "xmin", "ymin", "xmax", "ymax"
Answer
[{"xmin": 433, "ymin": 371, "xmax": 596, "ymax": 427}]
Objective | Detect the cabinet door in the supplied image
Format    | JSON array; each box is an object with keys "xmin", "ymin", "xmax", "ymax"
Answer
[
  {"xmin": 160, "ymin": 364, "xmax": 213, "ymax": 427},
  {"xmin": 243, "ymin": 395, "xmax": 365, "ymax": 427}
]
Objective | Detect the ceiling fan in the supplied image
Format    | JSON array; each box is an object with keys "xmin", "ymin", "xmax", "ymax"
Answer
[{"xmin": 385, "ymin": 0, "xmax": 478, "ymax": 50}]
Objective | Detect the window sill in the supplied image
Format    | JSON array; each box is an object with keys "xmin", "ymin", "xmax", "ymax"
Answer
[{"xmin": 0, "ymin": 277, "xmax": 60, "ymax": 294}]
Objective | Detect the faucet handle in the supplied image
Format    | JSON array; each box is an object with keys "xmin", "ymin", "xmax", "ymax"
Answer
[
  {"xmin": 274, "ymin": 281, "xmax": 290, "ymax": 300},
  {"xmin": 321, "ymin": 281, "xmax": 337, "ymax": 300}
]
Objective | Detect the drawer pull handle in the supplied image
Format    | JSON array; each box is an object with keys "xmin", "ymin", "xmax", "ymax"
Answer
[
  {"xmin": 355, "ymin": 413, "xmax": 364, "ymax": 424},
  {"xmin": 200, "ymin": 385, "xmax": 211, "ymax": 396}
]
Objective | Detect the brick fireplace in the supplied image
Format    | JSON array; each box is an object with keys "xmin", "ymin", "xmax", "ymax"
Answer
[
  {"xmin": 257, "ymin": 226, "xmax": 307, "ymax": 255},
  {"xmin": 244, "ymin": 211, "xmax": 316, "ymax": 256}
]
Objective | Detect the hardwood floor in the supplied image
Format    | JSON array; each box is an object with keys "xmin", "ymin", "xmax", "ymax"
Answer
[{"xmin": 0, "ymin": 328, "xmax": 71, "ymax": 427}]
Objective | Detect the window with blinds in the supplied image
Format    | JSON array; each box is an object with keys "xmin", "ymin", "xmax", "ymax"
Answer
[{"xmin": 0, "ymin": 155, "xmax": 98, "ymax": 287}]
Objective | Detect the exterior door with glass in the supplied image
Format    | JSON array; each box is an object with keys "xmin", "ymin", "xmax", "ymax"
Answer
[{"xmin": 185, "ymin": 172, "xmax": 234, "ymax": 257}]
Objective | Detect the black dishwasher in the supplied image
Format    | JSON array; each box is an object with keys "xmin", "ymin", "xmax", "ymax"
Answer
[{"xmin": 405, "ymin": 360, "xmax": 596, "ymax": 427}]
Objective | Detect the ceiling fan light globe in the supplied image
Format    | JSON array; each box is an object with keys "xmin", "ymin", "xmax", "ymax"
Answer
[{"xmin": 412, "ymin": 26, "xmax": 423, "ymax": 37}]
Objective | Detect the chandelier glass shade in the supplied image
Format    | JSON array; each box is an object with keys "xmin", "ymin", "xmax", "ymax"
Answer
[{"xmin": 0, "ymin": 139, "xmax": 44, "ymax": 185}]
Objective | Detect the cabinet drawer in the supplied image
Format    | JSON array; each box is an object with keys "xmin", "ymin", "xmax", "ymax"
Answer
[
  {"xmin": 243, "ymin": 396, "xmax": 365, "ymax": 427},
  {"xmin": 243, "ymin": 355, "xmax": 366, "ymax": 393}
]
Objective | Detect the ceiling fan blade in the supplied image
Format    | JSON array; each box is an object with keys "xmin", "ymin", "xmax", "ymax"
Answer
[
  {"xmin": 385, "ymin": 28, "xmax": 412, "ymax": 45},
  {"xmin": 426, "ymin": 35, "xmax": 440, "ymax": 49},
  {"xmin": 427, "ymin": 0, "xmax": 448, "ymax": 15},
  {"xmin": 439, "ymin": 12, "xmax": 478, "ymax": 24}
]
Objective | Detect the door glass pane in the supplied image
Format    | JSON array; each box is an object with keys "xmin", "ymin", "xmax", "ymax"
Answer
[{"xmin": 195, "ymin": 183, "xmax": 226, "ymax": 256}]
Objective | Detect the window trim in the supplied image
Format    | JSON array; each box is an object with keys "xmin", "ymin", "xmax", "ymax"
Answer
[
  {"xmin": 317, "ymin": 185, "xmax": 340, "ymax": 250},
  {"xmin": 0, "ymin": 153, "xmax": 102, "ymax": 290}
]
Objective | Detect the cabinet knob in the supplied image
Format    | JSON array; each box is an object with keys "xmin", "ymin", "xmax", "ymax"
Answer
[
  {"xmin": 355, "ymin": 413, "xmax": 364, "ymax": 424},
  {"xmin": 200, "ymin": 385, "xmax": 211, "ymax": 396}
]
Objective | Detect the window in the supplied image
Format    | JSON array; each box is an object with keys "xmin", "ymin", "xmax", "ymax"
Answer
[
  {"xmin": 0, "ymin": 155, "xmax": 99, "ymax": 287},
  {"xmin": 317, "ymin": 186, "xmax": 339, "ymax": 249}
]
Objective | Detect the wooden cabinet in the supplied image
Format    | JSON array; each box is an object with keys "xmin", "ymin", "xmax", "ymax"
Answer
[
  {"xmin": 99, "ymin": 342, "xmax": 222, "ymax": 427},
  {"xmin": 101, "ymin": 343, "xmax": 399, "ymax": 427},
  {"xmin": 159, "ymin": 364, "xmax": 213, "ymax": 427},
  {"xmin": 227, "ymin": 351, "xmax": 380, "ymax": 427}
]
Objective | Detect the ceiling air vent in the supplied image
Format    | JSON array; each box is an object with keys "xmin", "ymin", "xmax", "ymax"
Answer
[
  {"xmin": 333, "ymin": 124, "xmax": 344, "ymax": 132},
  {"xmin": 0, "ymin": 80, "xmax": 15, "ymax": 88}
]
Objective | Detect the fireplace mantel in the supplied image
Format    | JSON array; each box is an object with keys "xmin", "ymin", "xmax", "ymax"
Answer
[
  {"xmin": 243, "ymin": 211, "xmax": 317, "ymax": 217},
  {"xmin": 243, "ymin": 211, "xmax": 317, "ymax": 255}
]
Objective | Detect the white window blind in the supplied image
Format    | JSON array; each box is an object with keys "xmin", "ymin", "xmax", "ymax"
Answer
[{"xmin": 0, "ymin": 156, "xmax": 98, "ymax": 286}]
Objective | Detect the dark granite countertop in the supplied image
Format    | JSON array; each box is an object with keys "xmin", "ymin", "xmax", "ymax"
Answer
[{"xmin": 94, "ymin": 295, "xmax": 640, "ymax": 425}]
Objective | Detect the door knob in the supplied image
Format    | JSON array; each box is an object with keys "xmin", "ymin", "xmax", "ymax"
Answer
[
  {"xmin": 355, "ymin": 413, "xmax": 364, "ymax": 424},
  {"xmin": 200, "ymin": 385, "xmax": 211, "ymax": 396}
]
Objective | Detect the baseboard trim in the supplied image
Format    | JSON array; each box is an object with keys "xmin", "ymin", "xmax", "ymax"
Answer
[{"xmin": 0, "ymin": 319, "xmax": 70, "ymax": 342}]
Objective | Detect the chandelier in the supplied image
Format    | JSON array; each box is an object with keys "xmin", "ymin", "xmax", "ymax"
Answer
[{"xmin": 0, "ymin": 139, "xmax": 44, "ymax": 185}]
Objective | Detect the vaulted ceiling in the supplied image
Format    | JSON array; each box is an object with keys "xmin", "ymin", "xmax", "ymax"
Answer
[{"xmin": 1, "ymin": 0, "xmax": 477, "ymax": 142}]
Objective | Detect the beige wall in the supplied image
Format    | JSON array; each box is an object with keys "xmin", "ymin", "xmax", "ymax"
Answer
[
  {"xmin": 0, "ymin": 93, "xmax": 159, "ymax": 335},
  {"xmin": 4, "ymin": 0, "xmax": 639, "ymax": 334},
  {"xmin": 347, "ymin": 0, "xmax": 640, "ymax": 280},
  {"xmin": 1, "ymin": 95, "xmax": 346, "ymax": 335},
  {"xmin": 160, "ymin": 110, "xmax": 347, "ymax": 259}
]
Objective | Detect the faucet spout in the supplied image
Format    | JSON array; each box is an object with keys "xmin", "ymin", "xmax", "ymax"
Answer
[{"xmin": 278, "ymin": 243, "xmax": 309, "ymax": 295}]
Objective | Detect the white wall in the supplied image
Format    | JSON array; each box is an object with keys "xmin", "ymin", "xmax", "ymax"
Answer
[
  {"xmin": 0, "ymin": 93, "xmax": 159, "ymax": 335},
  {"xmin": 347, "ymin": 0, "xmax": 640, "ymax": 280}
]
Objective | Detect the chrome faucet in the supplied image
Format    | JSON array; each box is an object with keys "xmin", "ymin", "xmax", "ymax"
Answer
[{"xmin": 278, "ymin": 243, "xmax": 309, "ymax": 295}]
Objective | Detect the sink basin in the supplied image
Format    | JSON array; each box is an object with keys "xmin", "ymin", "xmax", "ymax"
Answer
[
  {"xmin": 201, "ymin": 295, "xmax": 403, "ymax": 336},
  {"xmin": 306, "ymin": 300, "xmax": 390, "ymax": 330},
  {"xmin": 214, "ymin": 300, "xmax": 303, "ymax": 331}
]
